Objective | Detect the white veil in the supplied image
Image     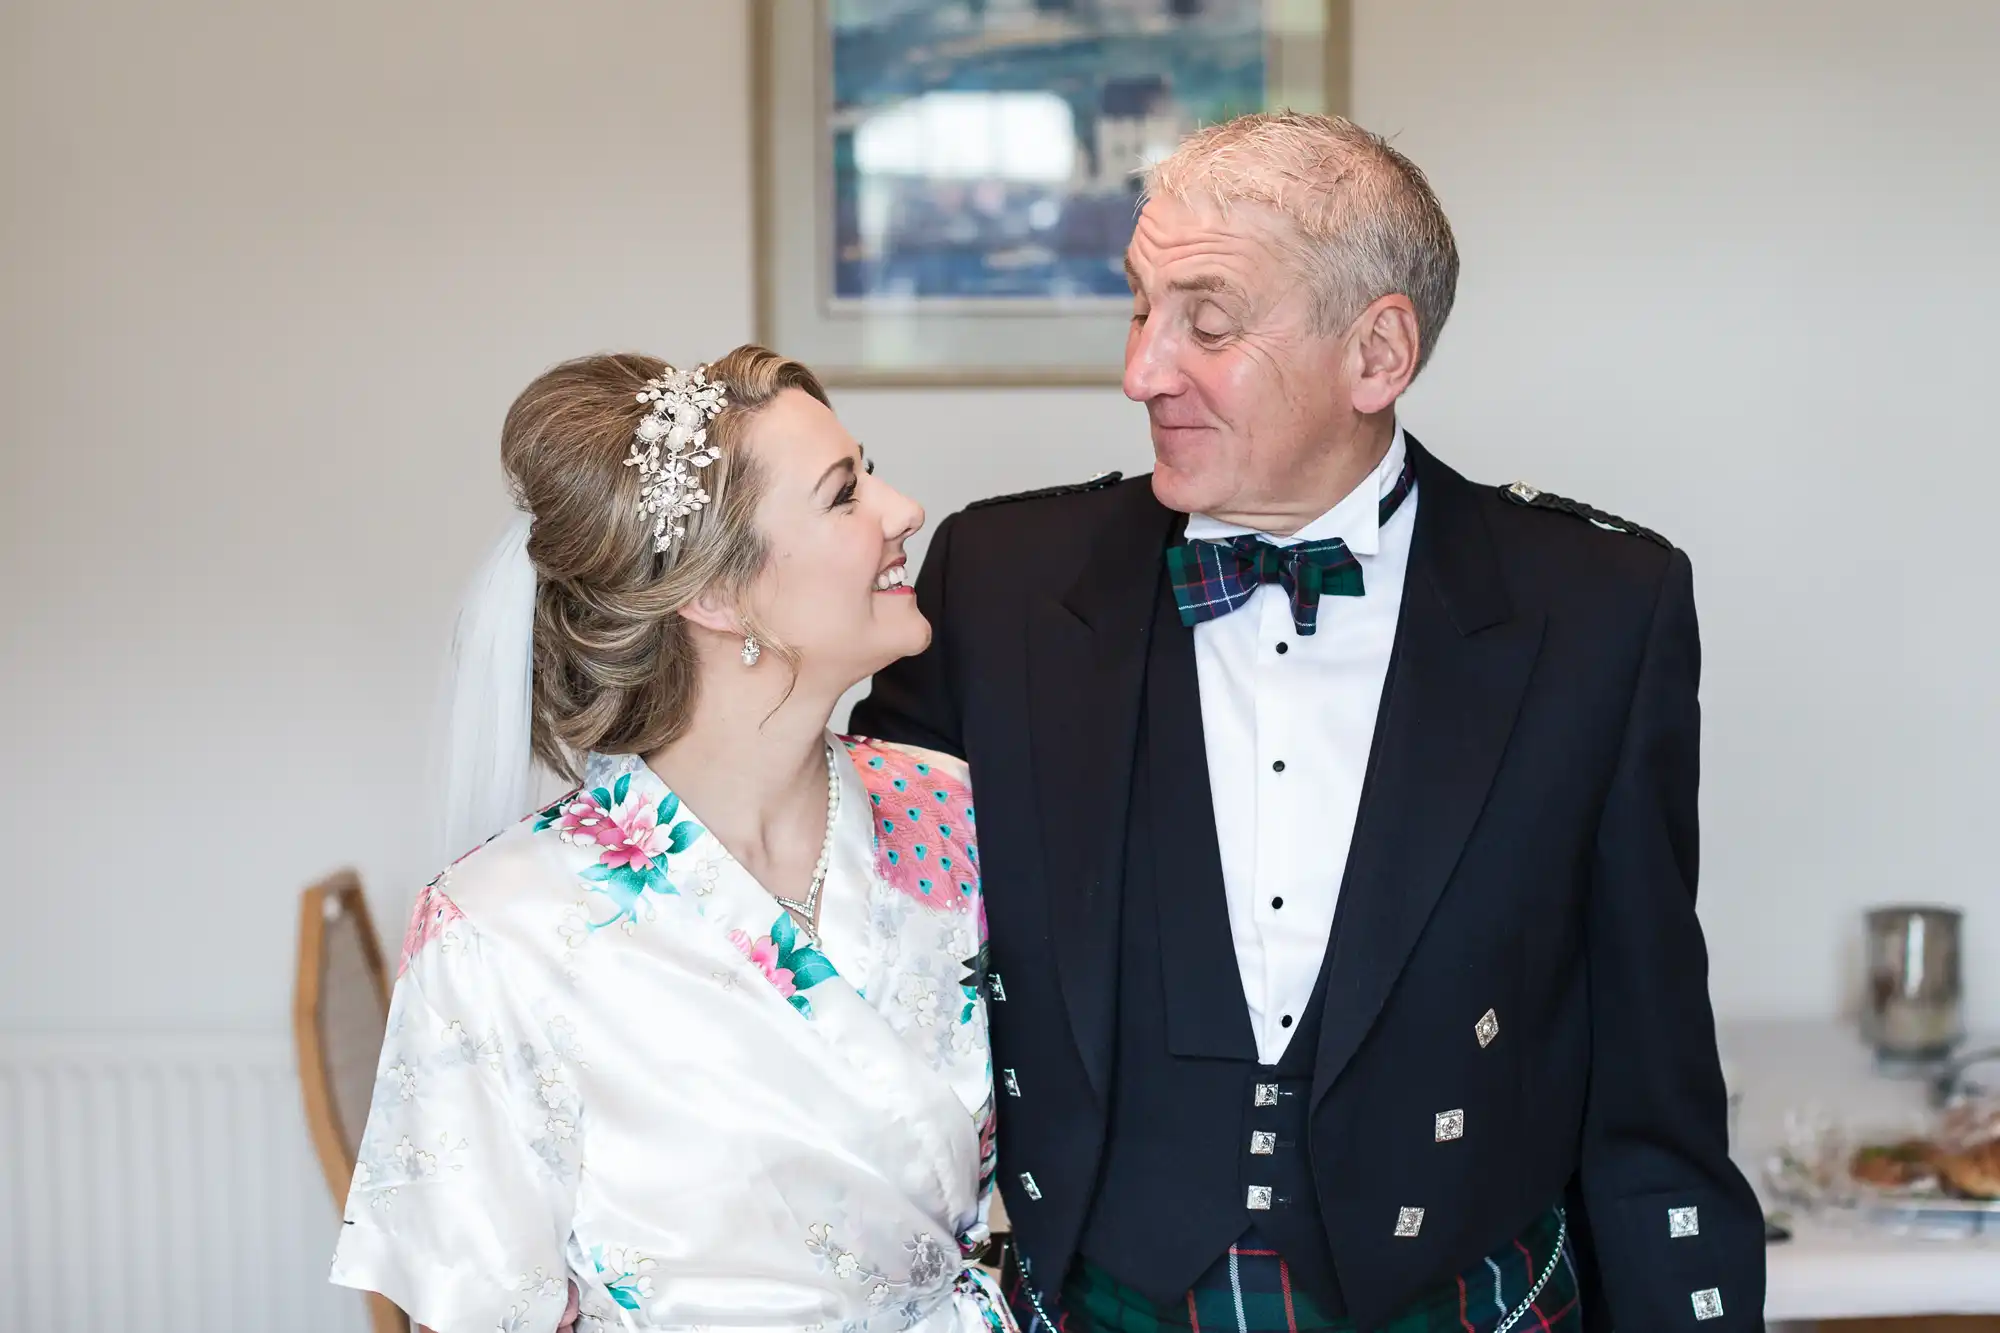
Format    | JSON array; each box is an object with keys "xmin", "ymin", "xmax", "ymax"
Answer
[{"xmin": 436, "ymin": 513, "xmax": 542, "ymax": 860}]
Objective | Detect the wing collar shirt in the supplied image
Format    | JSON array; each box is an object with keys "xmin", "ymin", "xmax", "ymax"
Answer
[{"xmin": 1181, "ymin": 427, "xmax": 1415, "ymax": 1062}]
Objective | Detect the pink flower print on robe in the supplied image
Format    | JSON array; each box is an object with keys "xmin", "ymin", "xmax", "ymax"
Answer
[
  {"xmin": 729, "ymin": 929, "xmax": 798, "ymax": 998},
  {"xmin": 398, "ymin": 880, "xmax": 466, "ymax": 975},
  {"xmin": 593, "ymin": 790, "xmax": 672, "ymax": 872},
  {"xmin": 551, "ymin": 795, "xmax": 614, "ymax": 846},
  {"xmin": 552, "ymin": 788, "xmax": 670, "ymax": 872},
  {"xmin": 541, "ymin": 772, "xmax": 704, "ymax": 934}
]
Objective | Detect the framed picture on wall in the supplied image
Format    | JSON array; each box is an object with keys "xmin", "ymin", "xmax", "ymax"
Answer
[{"xmin": 752, "ymin": 0, "xmax": 1352, "ymax": 386}]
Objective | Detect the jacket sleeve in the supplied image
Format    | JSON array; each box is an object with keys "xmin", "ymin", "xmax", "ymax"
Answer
[
  {"xmin": 1580, "ymin": 548, "xmax": 1766, "ymax": 1331},
  {"xmin": 848, "ymin": 510, "xmax": 967, "ymax": 759}
]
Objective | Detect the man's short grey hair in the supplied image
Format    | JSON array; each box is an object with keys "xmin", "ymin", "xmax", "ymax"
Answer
[{"xmin": 1143, "ymin": 111, "xmax": 1459, "ymax": 377}]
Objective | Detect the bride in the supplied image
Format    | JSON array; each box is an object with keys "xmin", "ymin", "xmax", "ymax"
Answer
[{"xmin": 331, "ymin": 347, "xmax": 1007, "ymax": 1333}]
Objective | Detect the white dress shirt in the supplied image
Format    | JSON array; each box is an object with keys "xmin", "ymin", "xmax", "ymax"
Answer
[{"xmin": 1183, "ymin": 428, "xmax": 1415, "ymax": 1062}]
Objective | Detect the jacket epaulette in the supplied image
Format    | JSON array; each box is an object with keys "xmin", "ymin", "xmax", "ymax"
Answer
[
  {"xmin": 965, "ymin": 471, "xmax": 1124, "ymax": 511},
  {"xmin": 1499, "ymin": 481, "xmax": 1672, "ymax": 549}
]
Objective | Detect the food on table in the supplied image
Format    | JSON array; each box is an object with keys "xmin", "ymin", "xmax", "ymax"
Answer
[
  {"xmin": 1849, "ymin": 1139, "xmax": 1939, "ymax": 1189},
  {"xmin": 1848, "ymin": 1099, "xmax": 2000, "ymax": 1200},
  {"xmin": 1935, "ymin": 1140, "xmax": 2000, "ymax": 1200}
]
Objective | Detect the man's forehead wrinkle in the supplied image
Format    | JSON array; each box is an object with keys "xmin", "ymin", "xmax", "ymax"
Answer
[
  {"xmin": 1133, "ymin": 238, "xmax": 1272, "ymax": 306},
  {"xmin": 1133, "ymin": 219, "xmax": 1266, "ymax": 273}
]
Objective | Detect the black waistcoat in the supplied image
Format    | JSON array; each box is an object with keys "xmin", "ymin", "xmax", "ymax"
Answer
[{"xmin": 1075, "ymin": 571, "xmax": 1345, "ymax": 1313}]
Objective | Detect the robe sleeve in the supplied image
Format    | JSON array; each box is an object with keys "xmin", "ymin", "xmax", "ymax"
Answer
[{"xmin": 331, "ymin": 904, "xmax": 579, "ymax": 1333}]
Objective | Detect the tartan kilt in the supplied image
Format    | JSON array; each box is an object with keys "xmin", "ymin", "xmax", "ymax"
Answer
[{"xmin": 1007, "ymin": 1208, "xmax": 1577, "ymax": 1333}]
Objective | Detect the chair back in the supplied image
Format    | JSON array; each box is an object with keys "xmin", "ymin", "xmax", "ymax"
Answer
[{"xmin": 293, "ymin": 869, "xmax": 410, "ymax": 1333}]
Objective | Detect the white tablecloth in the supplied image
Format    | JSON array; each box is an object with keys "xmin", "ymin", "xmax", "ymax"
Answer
[{"xmin": 1719, "ymin": 1019, "xmax": 2000, "ymax": 1320}]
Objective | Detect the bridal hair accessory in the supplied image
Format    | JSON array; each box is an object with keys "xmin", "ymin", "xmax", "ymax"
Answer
[{"xmin": 624, "ymin": 364, "xmax": 728, "ymax": 553}]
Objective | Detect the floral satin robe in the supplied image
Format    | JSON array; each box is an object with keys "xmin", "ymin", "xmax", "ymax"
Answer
[{"xmin": 331, "ymin": 737, "xmax": 1006, "ymax": 1333}]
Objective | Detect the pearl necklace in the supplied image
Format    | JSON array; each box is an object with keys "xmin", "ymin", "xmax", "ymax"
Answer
[{"xmin": 771, "ymin": 742, "xmax": 840, "ymax": 942}]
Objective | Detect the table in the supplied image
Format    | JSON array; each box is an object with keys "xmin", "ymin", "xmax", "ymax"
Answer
[{"xmin": 1719, "ymin": 1019, "xmax": 2000, "ymax": 1323}]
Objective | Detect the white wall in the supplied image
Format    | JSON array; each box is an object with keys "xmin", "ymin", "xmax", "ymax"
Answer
[
  {"xmin": 3, "ymin": 0, "xmax": 1996, "ymax": 1049},
  {"xmin": 1354, "ymin": 0, "xmax": 2000, "ymax": 1027}
]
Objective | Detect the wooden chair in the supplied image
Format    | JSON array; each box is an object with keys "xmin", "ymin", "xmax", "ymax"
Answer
[{"xmin": 293, "ymin": 869, "xmax": 411, "ymax": 1333}]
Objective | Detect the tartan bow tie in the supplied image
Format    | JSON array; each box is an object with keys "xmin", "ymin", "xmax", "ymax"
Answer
[{"xmin": 1165, "ymin": 453, "xmax": 1416, "ymax": 636}]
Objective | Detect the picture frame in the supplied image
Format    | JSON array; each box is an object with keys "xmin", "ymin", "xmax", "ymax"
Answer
[{"xmin": 752, "ymin": 0, "xmax": 1352, "ymax": 386}]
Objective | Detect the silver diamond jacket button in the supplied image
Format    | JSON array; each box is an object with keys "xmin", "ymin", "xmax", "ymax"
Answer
[
  {"xmin": 1394, "ymin": 1206, "xmax": 1425, "ymax": 1237},
  {"xmin": 1254, "ymin": 1082, "xmax": 1279, "ymax": 1107},
  {"xmin": 1435, "ymin": 1109, "xmax": 1465, "ymax": 1142},
  {"xmin": 1691, "ymin": 1288, "xmax": 1723, "ymax": 1320},
  {"xmin": 1246, "ymin": 1186, "xmax": 1273, "ymax": 1211},
  {"xmin": 1475, "ymin": 1009, "xmax": 1499, "ymax": 1048},
  {"xmin": 1018, "ymin": 1172, "xmax": 1042, "ymax": 1201},
  {"xmin": 1669, "ymin": 1206, "xmax": 1700, "ymax": 1239},
  {"xmin": 1003, "ymin": 1068, "xmax": 1021, "ymax": 1097},
  {"xmin": 988, "ymin": 973, "xmax": 1007, "ymax": 1001},
  {"xmin": 1250, "ymin": 1131, "xmax": 1277, "ymax": 1155}
]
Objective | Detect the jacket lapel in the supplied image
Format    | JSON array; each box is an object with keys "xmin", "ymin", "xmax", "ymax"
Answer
[
  {"xmin": 1025, "ymin": 482, "xmax": 1180, "ymax": 1104},
  {"xmin": 1143, "ymin": 574, "xmax": 1259, "ymax": 1060},
  {"xmin": 1312, "ymin": 440, "xmax": 1545, "ymax": 1109}
]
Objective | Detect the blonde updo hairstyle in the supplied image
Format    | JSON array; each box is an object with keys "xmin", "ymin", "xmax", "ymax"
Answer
[{"xmin": 500, "ymin": 344, "xmax": 829, "ymax": 781}]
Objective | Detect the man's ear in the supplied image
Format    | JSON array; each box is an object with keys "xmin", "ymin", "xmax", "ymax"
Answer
[{"xmin": 1347, "ymin": 293, "xmax": 1421, "ymax": 416}]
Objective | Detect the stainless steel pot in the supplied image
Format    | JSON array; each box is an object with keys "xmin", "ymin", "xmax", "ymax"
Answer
[{"xmin": 1862, "ymin": 904, "xmax": 1965, "ymax": 1072}]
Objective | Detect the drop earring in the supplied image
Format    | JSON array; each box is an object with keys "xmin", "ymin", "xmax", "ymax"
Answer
[{"xmin": 741, "ymin": 635, "xmax": 761, "ymax": 667}]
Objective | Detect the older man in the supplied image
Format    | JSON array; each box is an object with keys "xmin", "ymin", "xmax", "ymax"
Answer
[{"xmin": 853, "ymin": 113, "xmax": 1762, "ymax": 1332}]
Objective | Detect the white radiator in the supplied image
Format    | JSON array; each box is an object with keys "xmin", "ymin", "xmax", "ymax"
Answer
[{"xmin": 0, "ymin": 1031, "xmax": 371, "ymax": 1333}]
